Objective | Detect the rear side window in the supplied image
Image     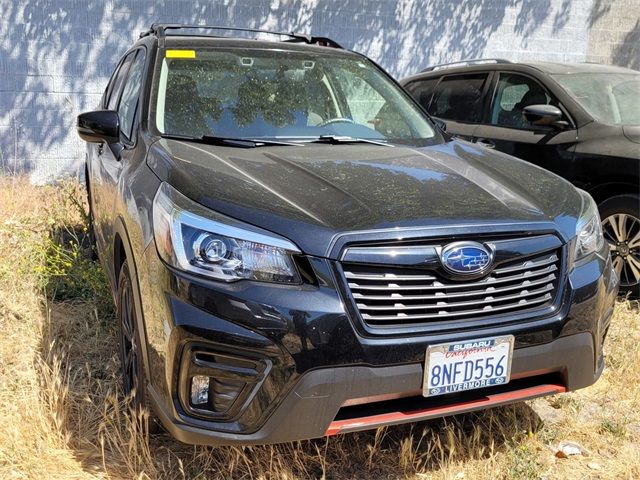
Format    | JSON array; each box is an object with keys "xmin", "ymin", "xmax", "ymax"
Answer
[
  {"xmin": 429, "ymin": 74, "xmax": 489, "ymax": 122},
  {"xmin": 405, "ymin": 78, "xmax": 438, "ymax": 112},
  {"xmin": 117, "ymin": 50, "xmax": 146, "ymax": 141},
  {"xmin": 429, "ymin": 73, "xmax": 489, "ymax": 123}
]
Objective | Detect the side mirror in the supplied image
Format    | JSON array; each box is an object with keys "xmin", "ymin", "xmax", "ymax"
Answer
[
  {"xmin": 522, "ymin": 104, "xmax": 564, "ymax": 128},
  {"xmin": 432, "ymin": 117, "xmax": 447, "ymax": 132},
  {"xmin": 77, "ymin": 110, "xmax": 120, "ymax": 144}
]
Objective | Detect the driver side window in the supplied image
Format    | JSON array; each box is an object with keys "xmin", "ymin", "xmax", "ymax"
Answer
[
  {"xmin": 305, "ymin": 75, "xmax": 340, "ymax": 126},
  {"xmin": 490, "ymin": 73, "xmax": 559, "ymax": 129},
  {"xmin": 105, "ymin": 53, "xmax": 135, "ymax": 111},
  {"xmin": 338, "ymin": 72, "xmax": 385, "ymax": 124},
  {"xmin": 117, "ymin": 50, "xmax": 146, "ymax": 141},
  {"xmin": 334, "ymin": 69, "xmax": 412, "ymax": 137}
]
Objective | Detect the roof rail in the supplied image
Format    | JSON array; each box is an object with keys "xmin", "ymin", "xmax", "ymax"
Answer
[
  {"xmin": 139, "ymin": 23, "xmax": 343, "ymax": 49},
  {"xmin": 422, "ymin": 58, "xmax": 512, "ymax": 72}
]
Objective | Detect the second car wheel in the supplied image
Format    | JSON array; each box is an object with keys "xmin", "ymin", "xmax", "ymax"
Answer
[
  {"xmin": 117, "ymin": 259, "xmax": 160, "ymax": 433},
  {"xmin": 599, "ymin": 194, "xmax": 640, "ymax": 298}
]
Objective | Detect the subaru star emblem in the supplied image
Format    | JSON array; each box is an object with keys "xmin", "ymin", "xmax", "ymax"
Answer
[{"xmin": 440, "ymin": 242, "xmax": 493, "ymax": 275}]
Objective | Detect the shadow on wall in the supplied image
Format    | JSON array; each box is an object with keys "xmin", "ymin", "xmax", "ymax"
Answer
[
  {"xmin": 588, "ymin": 0, "xmax": 612, "ymax": 26},
  {"xmin": 0, "ymin": 0, "xmax": 568, "ymax": 181},
  {"xmin": 613, "ymin": 19, "xmax": 640, "ymax": 70}
]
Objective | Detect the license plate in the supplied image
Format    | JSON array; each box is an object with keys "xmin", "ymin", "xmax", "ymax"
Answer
[{"xmin": 423, "ymin": 335, "xmax": 514, "ymax": 397}]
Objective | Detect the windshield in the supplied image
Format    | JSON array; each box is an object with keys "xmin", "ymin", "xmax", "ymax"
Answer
[
  {"xmin": 552, "ymin": 73, "xmax": 640, "ymax": 125},
  {"xmin": 152, "ymin": 47, "xmax": 438, "ymax": 145}
]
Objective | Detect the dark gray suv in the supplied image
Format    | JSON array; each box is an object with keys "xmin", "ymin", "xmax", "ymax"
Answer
[
  {"xmin": 76, "ymin": 25, "xmax": 618, "ymax": 445},
  {"xmin": 402, "ymin": 59, "xmax": 640, "ymax": 297}
]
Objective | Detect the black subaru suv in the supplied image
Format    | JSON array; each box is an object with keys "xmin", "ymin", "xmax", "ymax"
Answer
[
  {"xmin": 401, "ymin": 60, "xmax": 640, "ymax": 297},
  {"xmin": 77, "ymin": 25, "xmax": 618, "ymax": 445}
]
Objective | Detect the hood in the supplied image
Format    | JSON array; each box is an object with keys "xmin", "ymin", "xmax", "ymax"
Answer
[{"xmin": 147, "ymin": 138, "xmax": 582, "ymax": 257}]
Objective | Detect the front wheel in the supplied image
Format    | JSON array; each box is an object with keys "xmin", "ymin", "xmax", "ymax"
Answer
[
  {"xmin": 117, "ymin": 259, "xmax": 160, "ymax": 433},
  {"xmin": 599, "ymin": 194, "xmax": 640, "ymax": 299}
]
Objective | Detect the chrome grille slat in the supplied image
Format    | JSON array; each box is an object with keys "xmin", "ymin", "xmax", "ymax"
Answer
[
  {"xmin": 361, "ymin": 294, "xmax": 552, "ymax": 323},
  {"xmin": 342, "ymin": 246, "xmax": 562, "ymax": 328},
  {"xmin": 356, "ymin": 284, "xmax": 554, "ymax": 311},
  {"xmin": 352, "ymin": 273, "xmax": 557, "ymax": 301},
  {"xmin": 347, "ymin": 265, "xmax": 557, "ymax": 291},
  {"xmin": 344, "ymin": 272, "xmax": 437, "ymax": 282},
  {"xmin": 493, "ymin": 254, "xmax": 558, "ymax": 275}
]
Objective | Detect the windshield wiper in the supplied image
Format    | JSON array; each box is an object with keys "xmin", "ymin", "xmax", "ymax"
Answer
[
  {"xmin": 303, "ymin": 135, "xmax": 393, "ymax": 147},
  {"xmin": 161, "ymin": 134, "xmax": 302, "ymax": 148}
]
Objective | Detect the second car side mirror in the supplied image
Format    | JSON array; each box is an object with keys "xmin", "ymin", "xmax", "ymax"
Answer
[
  {"xmin": 522, "ymin": 104, "xmax": 564, "ymax": 128},
  {"xmin": 77, "ymin": 110, "xmax": 120, "ymax": 144}
]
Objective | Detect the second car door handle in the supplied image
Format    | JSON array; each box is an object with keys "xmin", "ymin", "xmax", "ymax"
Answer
[{"xmin": 476, "ymin": 138, "xmax": 495, "ymax": 149}]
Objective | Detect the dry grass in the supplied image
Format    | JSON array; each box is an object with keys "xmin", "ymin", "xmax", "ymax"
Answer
[{"xmin": 0, "ymin": 176, "xmax": 638, "ymax": 480}]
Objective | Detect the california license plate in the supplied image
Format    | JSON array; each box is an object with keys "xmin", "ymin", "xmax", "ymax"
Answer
[{"xmin": 423, "ymin": 335, "xmax": 514, "ymax": 397}]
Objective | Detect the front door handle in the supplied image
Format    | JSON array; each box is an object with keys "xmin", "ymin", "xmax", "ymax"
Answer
[
  {"xmin": 97, "ymin": 143, "xmax": 104, "ymax": 156},
  {"xmin": 476, "ymin": 138, "xmax": 495, "ymax": 149}
]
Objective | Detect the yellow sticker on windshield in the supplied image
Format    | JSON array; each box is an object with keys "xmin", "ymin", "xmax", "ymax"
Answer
[{"xmin": 166, "ymin": 49, "xmax": 196, "ymax": 59}]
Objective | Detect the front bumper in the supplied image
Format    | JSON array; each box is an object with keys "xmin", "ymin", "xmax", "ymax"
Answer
[
  {"xmin": 135, "ymin": 238, "xmax": 618, "ymax": 446},
  {"xmin": 152, "ymin": 332, "xmax": 601, "ymax": 445}
]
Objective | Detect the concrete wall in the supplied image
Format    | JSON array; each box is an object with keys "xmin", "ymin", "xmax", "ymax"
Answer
[
  {"xmin": 586, "ymin": 0, "xmax": 640, "ymax": 69},
  {"xmin": 0, "ymin": 0, "xmax": 637, "ymax": 182}
]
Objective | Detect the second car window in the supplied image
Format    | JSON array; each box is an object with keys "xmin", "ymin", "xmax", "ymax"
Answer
[
  {"xmin": 428, "ymin": 73, "xmax": 489, "ymax": 123},
  {"xmin": 490, "ymin": 73, "xmax": 557, "ymax": 129},
  {"xmin": 405, "ymin": 78, "xmax": 438, "ymax": 112}
]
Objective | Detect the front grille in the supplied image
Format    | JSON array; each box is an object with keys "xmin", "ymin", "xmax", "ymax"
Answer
[{"xmin": 342, "ymin": 248, "xmax": 561, "ymax": 328}]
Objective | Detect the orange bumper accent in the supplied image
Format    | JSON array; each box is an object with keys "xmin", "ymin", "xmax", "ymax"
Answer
[{"xmin": 325, "ymin": 383, "xmax": 566, "ymax": 436}]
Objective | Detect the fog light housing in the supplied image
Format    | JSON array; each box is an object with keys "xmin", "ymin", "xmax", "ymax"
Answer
[
  {"xmin": 190, "ymin": 375, "xmax": 210, "ymax": 406},
  {"xmin": 179, "ymin": 345, "xmax": 270, "ymax": 421},
  {"xmin": 189, "ymin": 375, "xmax": 246, "ymax": 413}
]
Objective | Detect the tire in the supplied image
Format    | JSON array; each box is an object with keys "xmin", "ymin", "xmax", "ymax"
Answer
[
  {"xmin": 117, "ymin": 259, "xmax": 161, "ymax": 433},
  {"xmin": 598, "ymin": 194, "xmax": 640, "ymax": 299}
]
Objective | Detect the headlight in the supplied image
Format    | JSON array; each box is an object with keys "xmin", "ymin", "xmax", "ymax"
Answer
[
  {"xmin": 153, "ymin": 182, "xmax": 301, "ymax": 283},
  {"xmin": 573, "ymin": 190, "xmax": 604, "ymax": 262}
]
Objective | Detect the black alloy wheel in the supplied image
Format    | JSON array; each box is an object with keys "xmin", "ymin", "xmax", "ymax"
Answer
[
  {"xmin": 117, "ymin": 259, "xmax": 160, "ymax": 432},
  {"xmin": 599, "ymin": 195, "xmax": 640, "ymax": 299}
]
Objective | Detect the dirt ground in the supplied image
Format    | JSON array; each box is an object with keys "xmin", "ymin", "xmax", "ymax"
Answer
[{"xmin": 0, "ymin": 177, "xmax": 638, "ymax": 479}]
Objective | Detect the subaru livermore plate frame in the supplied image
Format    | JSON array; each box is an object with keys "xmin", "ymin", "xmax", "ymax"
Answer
[{"xmin": 423, "ymin": 335, "xmax": 515, "ymax": 397}]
